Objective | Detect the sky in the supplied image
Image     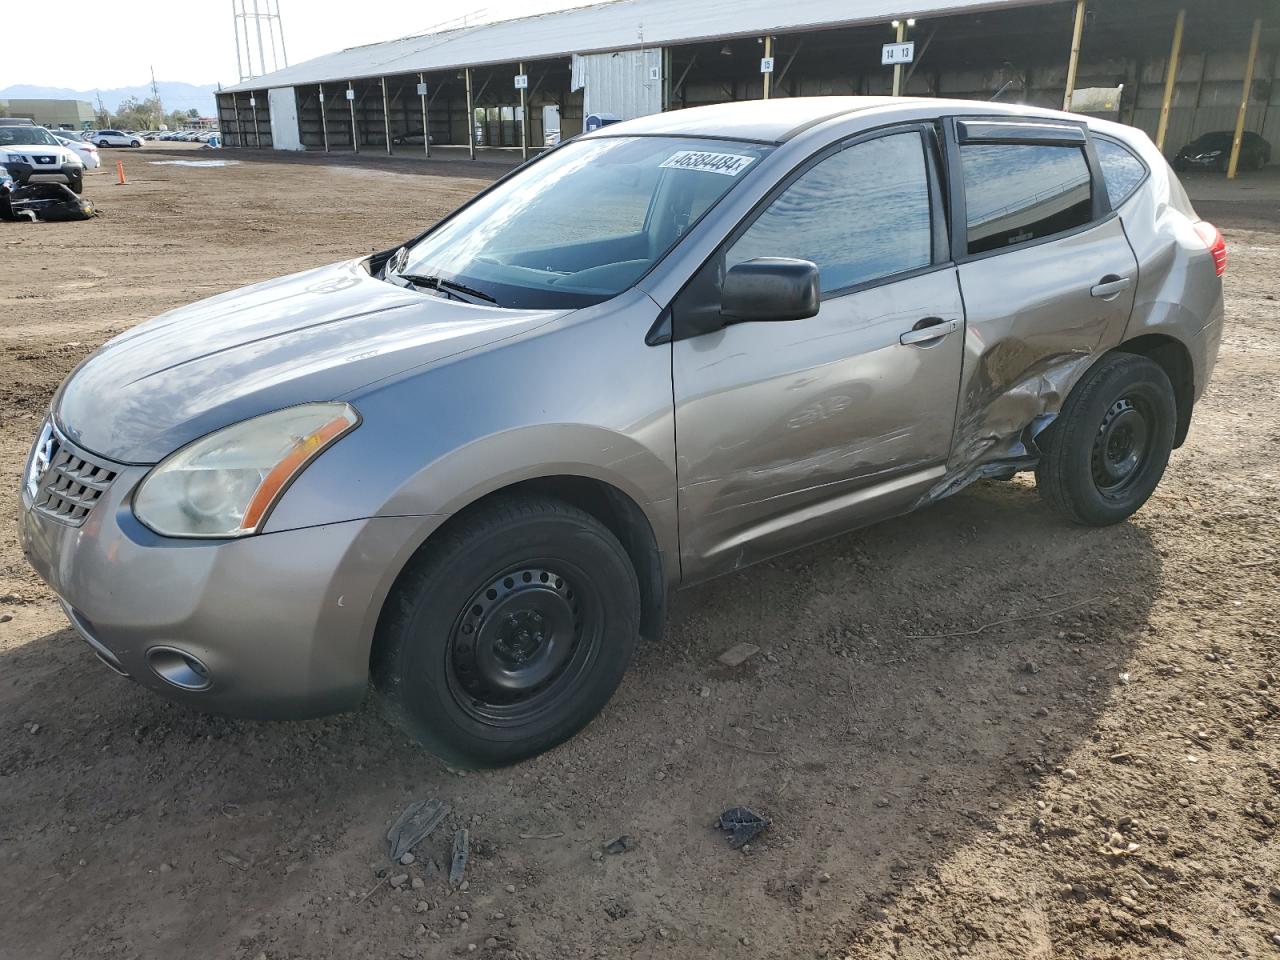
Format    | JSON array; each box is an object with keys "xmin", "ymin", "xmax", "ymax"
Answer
[{"xmin": 2, "ymin": 0, "xmax": 596, "ymax": 92}]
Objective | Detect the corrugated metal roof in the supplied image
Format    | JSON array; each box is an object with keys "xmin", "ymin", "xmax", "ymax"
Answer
[{"xmin": 223, "ymin": 0, "xmax": 1053, "ymax": 93}]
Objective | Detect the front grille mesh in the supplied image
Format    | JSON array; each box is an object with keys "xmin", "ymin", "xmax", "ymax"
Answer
[{"xmin": 33, "ymin": 438, "xmax": 118, "ymax": 526}]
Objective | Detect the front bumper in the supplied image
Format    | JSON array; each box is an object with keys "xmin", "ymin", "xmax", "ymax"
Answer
[{"xmin": 18, "ymin": 432, "xmax": 439, "ymax": 719}]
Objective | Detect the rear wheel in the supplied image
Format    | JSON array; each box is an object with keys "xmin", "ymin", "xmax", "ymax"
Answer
[
  {"xmin": 1035, "ymin": 353, "xmax": 1176, "ymax": 526},
  {"xmin": 373, "ymin": 495, "xmax": 641, "ymax": 766}
]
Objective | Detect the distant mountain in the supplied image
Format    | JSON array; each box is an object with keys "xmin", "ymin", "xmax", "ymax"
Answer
[{"xmin": 0, "ymin": 81, "xmax": 218, "ymax": 116}]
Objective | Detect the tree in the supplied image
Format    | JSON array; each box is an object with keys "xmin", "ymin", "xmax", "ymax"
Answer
[{"xmin": 112, "ymin": 95, "xmax": 163, "ymax": 130}]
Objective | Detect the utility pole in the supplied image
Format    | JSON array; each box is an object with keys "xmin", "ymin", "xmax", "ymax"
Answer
[{"xmin": 150, "ymin": 65, "xmax": 163, "ymax": 128}]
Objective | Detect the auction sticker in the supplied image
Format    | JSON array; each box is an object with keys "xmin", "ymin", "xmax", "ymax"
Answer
[{"xmin": 660, "ymin": 150, "xmax": 756, "ymax": 176}]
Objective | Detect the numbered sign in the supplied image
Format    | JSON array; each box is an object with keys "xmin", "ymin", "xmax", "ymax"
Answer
[
  {"xmin": 760, "ymin": 57, "xmax": 775, "ymax": 74},
  {"xmin": 881, "ymin": 41, "xmax": 915, "ymax": 65},
  {"xmin": 345, "ymin": 88, "xmax": 356, "ymax": 100},
  {"xmin": 248, "ymin": 97, "xmax": 256, "ymax": 107},
  {"xmin": 416, "ymin": 82, "xmax": 428, "ymax": 96},
  {"xmin": 514, "ymin": 74, "xmax": 529, "ymax": 90}
]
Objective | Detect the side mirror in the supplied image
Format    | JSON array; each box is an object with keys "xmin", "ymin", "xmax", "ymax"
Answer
[{"xmin": 720, "ymin": 257, "xmax": 820, "ymax": 323}]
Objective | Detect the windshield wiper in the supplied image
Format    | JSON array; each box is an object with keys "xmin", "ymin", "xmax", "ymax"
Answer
[{"xmin": 395, "ymin": 273, "xmax": 498, "ymax": 305}]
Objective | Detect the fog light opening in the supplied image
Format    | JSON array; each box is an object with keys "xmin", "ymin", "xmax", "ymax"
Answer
[{"xmin": 147, "ymin": 647, "xmax": 212, "ymax": 691}]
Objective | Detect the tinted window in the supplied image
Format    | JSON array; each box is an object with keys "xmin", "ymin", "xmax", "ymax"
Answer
[
  {"xmin": 1095, "ymin": 138, "xmax": 1146, "ymax": 208},
  {"xmin": 727, "ymin": 132, "xmax": 933, "ymax": 293},
  {"xmin": 960, "ymin": 143, "xmax": 1092, "ymax": 254}
]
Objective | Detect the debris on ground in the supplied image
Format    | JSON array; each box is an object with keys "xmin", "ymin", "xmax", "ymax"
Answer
[
  {"xmin": 717, "ymin": 642, "xmax": 761, "ymax": 667},
  {"xmin": 716, "ymin": 807, "xmax": 771, "ymax": 849},
  {"xmin": 386, "ymin": 797, "xmax": 450, "ymax": 862},
  {"xmin": 0, "ymin": 183, "xmax": 97, "ymax": 222},
  {"xmin": 217, "ymin": 850, "xmax": 250, "ymax": 871},
  {"xmin": 603, "ymin": 835, "xmax": 636, "ymax": 855},
  {"xmin": 449, "ymin": 829, "xmax": 469, "ymax": 887}
]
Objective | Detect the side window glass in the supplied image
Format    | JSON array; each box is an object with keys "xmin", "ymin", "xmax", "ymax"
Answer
[
  {"xmin": 960, "ymin": 142, "xmax": 1092, "ymax": 254},
  {"xmin": 1095, "ymin": 138, "xmax": 1146, "ymax": 208},
  {"xmin": 727, "ymin": 131, "xmax": 933, "ymax": 294}
]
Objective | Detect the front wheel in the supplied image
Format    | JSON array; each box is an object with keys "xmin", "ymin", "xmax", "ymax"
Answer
[
  {"xmin": 1035, "ymin": 353, "xmax": 1176, "ymax": 526},
  {"xmin": 67, "ymin": 172, "xmax": 83, "ymax": 194},
  {"xmin": 373, "ymin": 495, "xmax": 641, "ymax": 766}
]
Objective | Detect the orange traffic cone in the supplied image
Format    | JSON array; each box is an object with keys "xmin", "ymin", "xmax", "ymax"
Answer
[{"xmin": 116, "ymin": 160, "xmax": 127, "ymax": 185}]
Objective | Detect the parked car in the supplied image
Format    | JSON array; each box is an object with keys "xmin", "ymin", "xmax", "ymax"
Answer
[
  {"xmin": 93, "ymin": 129, "xmax": 143, "ymax": 148},
  {"xmin": 0, "ymin": 124, "xmax": 85, "ymax": 192},
  {"xmin": 54, "ymin": 134, "xmax": 101, "ymax": 169},
  {"xmin": 1174, "ymin": 130, "xmax": 1271, "ymax": 172},
  {"xmin": 19, "ymin": 97, "xmax": 1226, "ymax": 766}
]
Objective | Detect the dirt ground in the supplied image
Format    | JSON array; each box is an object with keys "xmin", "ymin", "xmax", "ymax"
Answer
[{"xmin": 1, "ymin": 146, "xmax": 1278, "ymax": 960}]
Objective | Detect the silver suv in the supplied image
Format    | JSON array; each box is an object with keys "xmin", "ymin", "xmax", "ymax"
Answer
[{"xmin": 19, "ymin": 97, "xmax": 1225, "ymax": 765}]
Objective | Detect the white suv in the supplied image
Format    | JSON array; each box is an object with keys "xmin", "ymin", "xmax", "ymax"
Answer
[
  {"xmin": 93, "ymin": 129, "xmax": 143, "ymax": 148},
  {"xmin": 0, "ymin": 124, "xmax": 86, "ymax": 193}
]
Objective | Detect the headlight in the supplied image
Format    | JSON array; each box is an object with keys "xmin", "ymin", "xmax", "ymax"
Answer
[{"xmin": 133, "ymin": 402, "xmax": 359, "ymax": 538}]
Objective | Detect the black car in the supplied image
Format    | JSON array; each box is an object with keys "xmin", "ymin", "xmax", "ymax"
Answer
[{"xmin": 1174, "ymin": 131, "xmax": 1271, "ymax": 172}]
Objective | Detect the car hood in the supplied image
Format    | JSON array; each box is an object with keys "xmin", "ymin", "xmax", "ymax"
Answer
[{"xmin": 55, "ymin": 258, "xmax": 565, "ymax": 463}]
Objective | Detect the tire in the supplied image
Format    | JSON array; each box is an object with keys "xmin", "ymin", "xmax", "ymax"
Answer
[
  {"xmin": 67, "ymin": 172, "xmax": 83, "ymax": 195},
  {"xmin": 373, "ymin": 495, "xmax": 641, "ymax": 766},
  {"xmin": 1035, "ymin": 353, "xmax": 1176, "ymax": 526},
  {"xmin": 130, "ymin": 140, "xmax": 141, "ymax": 148}
]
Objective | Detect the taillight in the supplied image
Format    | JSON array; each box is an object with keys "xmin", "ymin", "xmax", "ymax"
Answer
[{"xmin": 1194, "ymin": 221, "xmax": 1227, "ymax": 277}]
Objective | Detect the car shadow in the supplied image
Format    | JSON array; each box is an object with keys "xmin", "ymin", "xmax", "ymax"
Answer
[{"xmin": 0, "ymin": 478, "xmax": 1158, "ymax": 958}]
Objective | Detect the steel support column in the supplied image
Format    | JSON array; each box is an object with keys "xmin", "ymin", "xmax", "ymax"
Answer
[
  {"xmin": 318, "ymin": 83, "xmax": 329, "ymax": 152},
  {"xmin": 519, "ymin": 61, "xmax": 528, "ymax": 161},
  {"xmin": 466, "ymin": 67, "xmax": 476, "ymax": 160},
  {"xmin": 232, "ymin": 93, "xmax": 244, "ymax": 148},
  {"xmin": 349, "ymin": 81, "xmax": 359, "ymax": 153},
  {"xmin": 1155, "ymin": 9, "xmax": 1185, "ymax": 151},
  {"xmin": 251, "ymin": 93, "xmax": 261, "ymax": 148},
  {"xmin": 1062, "ymin": 0, "xmax": 1086, "ymax": 111},
  {"xmin": 1227, "ymin": 17, "xmax": 1263, "ymax": 179},
  {"xmin": 382, "ymin": 77, "xmax": 393, "ymax": 155},
  {"xmin": 419, "ymin": 72, "xmax": 430, "ymax": 158}
]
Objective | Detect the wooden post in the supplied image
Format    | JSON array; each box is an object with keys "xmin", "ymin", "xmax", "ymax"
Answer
[
  {"xmin": 519, "ymin": 61, "xmax": 528, "ymax": 160},
  {"xmin": 381, "ymin": 77, "xmax": 393, "ymax": 155},
  {"xmin": 1227, "ymin": 17, "xmax": 1263, "ymax": 179},
  {"xmin": 348, "ymin": 82, "xmax": 359, "ymax": 153},
  {"xmin": 763, "ymin": 36, "xmax": 774, "ymax": 99},
  {"xmin": 892, "ymin": 21, "xmax": 907, "ymax": 96},
  {"xmin": 318, "ymin": 83, "xmax": 329, "ymax": 152},
  {"xmin": 1062, "ymin": 0, "xmax": 1086, "ymax": 111},
  {"xmin": 466, "ymin": 67, "xmax": 476, "ymax": 160},
  {"xmin": 1155, "ymin": 8, "xmax": 1185, "ymax": 151},
  {"xmin": 419, "ymin": 72, "xmax": 430, "ymax": 158}
]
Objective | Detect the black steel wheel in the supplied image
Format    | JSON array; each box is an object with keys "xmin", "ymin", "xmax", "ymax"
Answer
[
  {"xmin": 444, "ymin": 562, "xmax": 600, "ymax": 727},
  {"xmin": 1036, "ymin": 353, "xmax": 1177, "ymax": 526},
  {"xmin": 373, "ymin": 495, "xmax": 641, "ymax": 766}
]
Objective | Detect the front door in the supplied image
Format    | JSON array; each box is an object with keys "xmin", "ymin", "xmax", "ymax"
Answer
[{"xmin": 671, "ymin": 127, "xmax": 965, "ymax": 581}]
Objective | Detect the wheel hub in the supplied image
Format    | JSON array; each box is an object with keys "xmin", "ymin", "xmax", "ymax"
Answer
[
  {"xmin": 1091, "ymin": 397, "xmax": 1150, "ymax": 493},
  {"xmin": 450, "ymin": 568, "xmax": 582, "ymax": 704}
]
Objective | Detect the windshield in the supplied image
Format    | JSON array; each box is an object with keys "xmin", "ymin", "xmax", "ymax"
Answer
[
  {"xmin": 0, "ymin": 126, "xmax": 59, "ymax": 147},
  {"xmin": 393, "ymin": 136, "xmax": 772, "ymax": 309}
]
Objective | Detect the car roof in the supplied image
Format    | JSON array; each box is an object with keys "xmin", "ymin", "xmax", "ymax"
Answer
[{"xmin": 583, "ymin": 96, "xmax": 1091, "ymax": 145}]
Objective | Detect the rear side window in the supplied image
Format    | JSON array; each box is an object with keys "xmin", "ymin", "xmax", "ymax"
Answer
[
  {"xmin": 1095, "ymin": 138, "xmax": 1147, "ymax": 207},
  {"xmin": 960, "ymin": 143, "xmax": 1092, "ymax": 254},
  {"xmin": 727, "ymin": 131, "xmax": 933, "ymax": 294}
]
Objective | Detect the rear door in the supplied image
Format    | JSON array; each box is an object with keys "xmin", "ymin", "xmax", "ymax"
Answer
[{"xmin": 943, "ymin": 118, "xmax": 1139, "ymax": 474}]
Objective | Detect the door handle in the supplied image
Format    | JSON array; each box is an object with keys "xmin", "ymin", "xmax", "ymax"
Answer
[
  {"xmin": 899, "ymin": 317, "xmax": 959, "ymax": 346},
  {"xmin": 1090, "ymin": 275, "xmax": 1132, "ymax": 299}
]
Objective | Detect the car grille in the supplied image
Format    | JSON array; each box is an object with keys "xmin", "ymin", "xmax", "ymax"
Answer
[{"xmin": 27, "ymin": 424, "xmax": 119, "ymax": 527}]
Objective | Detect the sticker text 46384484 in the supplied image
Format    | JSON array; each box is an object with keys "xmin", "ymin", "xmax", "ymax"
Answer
[{"xmin": 659, "ymin": 151, "xmax": 757, "ymax": 176}]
